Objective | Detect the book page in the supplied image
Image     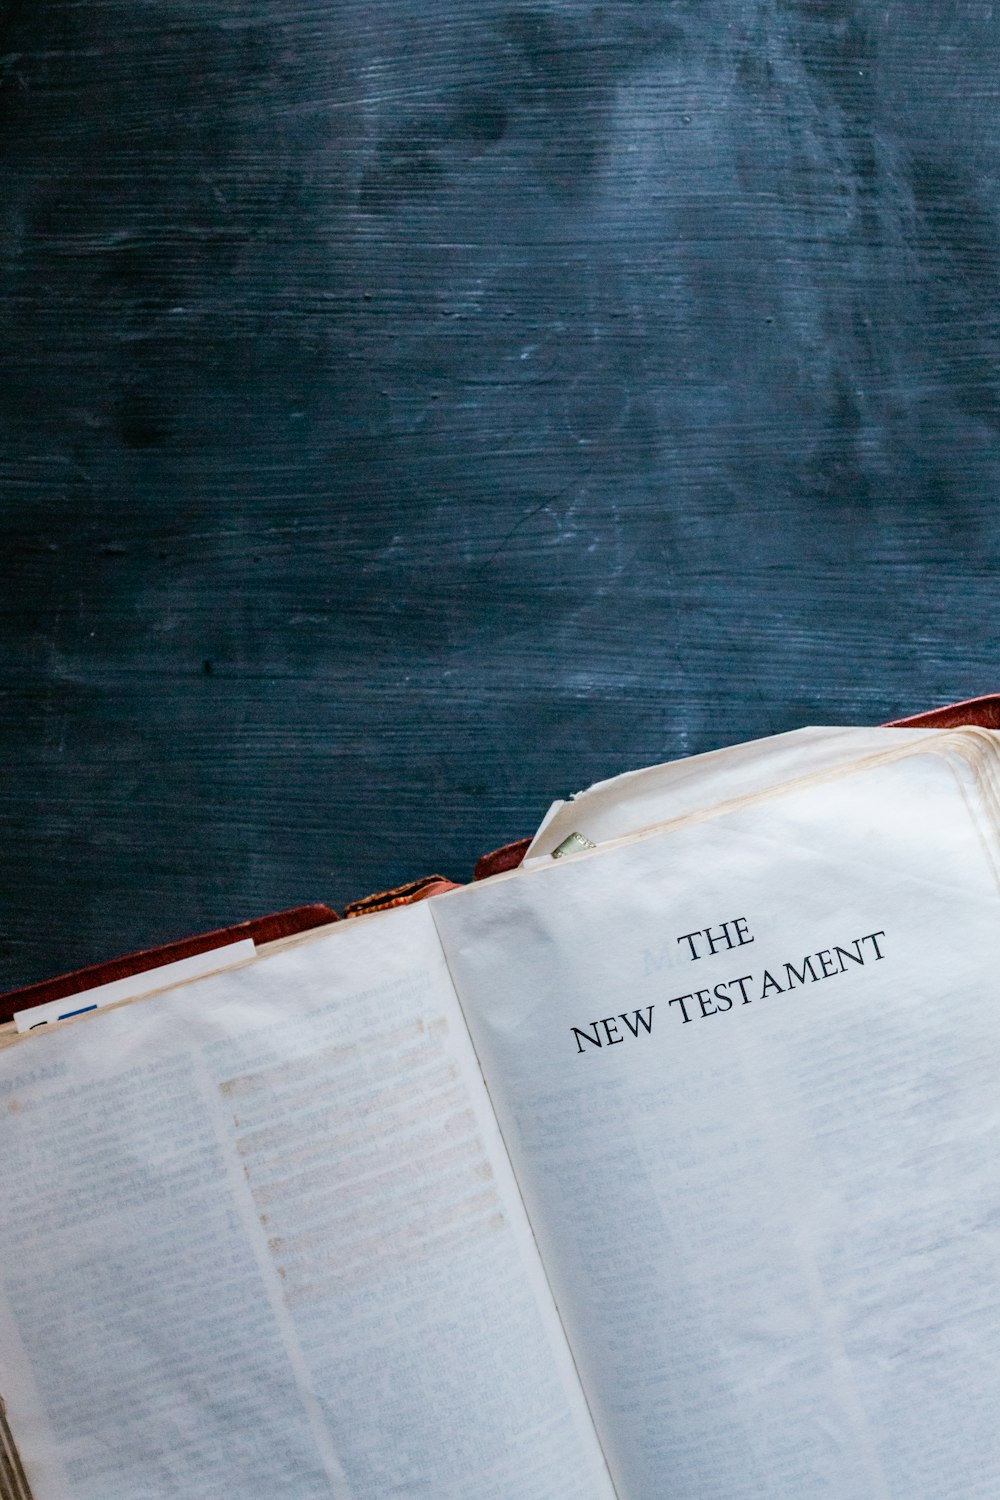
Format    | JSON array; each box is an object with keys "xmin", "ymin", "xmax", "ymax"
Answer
[
  {"xmin": 0, "ymin": 904, "xmax": 614, "ymax": 1500},
  {"xmin": 434, "ymin": 749, "xmax": 1000, "ymax": 1499},
  {"xmin": 525, "ymin": 726, "xmax": 936, "ymax": 859}
]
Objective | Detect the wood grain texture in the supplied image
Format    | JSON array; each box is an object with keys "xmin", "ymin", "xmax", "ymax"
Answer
[{"xmin": 1, "ymin": 0, "xmax": 999, "ymax": 985}]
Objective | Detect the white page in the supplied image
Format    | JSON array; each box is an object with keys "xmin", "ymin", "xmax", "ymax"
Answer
[
  {"xmin": 525, "ymin": 726, "xmax": 936, "ymax": 860},
  {"xmin": 0, "ymin": 904, "xmax": 614, "ymax": 1500},
  {"xmin": 12, "ymin": 937, "xmax": 257, "ymax": 1032},
  {"xmin": 434, "ymin": 749, "xmax": 1000, "ymax": 1499}
]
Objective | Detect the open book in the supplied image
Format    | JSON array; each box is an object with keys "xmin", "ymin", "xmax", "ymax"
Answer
[{"xmin": 4, "ymin": 724, "xmax": 1000, "ymax": 1498}]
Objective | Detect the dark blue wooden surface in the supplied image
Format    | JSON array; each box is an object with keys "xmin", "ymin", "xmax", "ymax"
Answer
[{"xmin": 1, "ymin": 0, "xmax": 998, "ymax": 985}]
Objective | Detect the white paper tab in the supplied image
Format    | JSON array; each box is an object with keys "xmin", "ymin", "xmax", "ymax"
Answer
[{"xmin": 13, "ymin": 938, "xmax": 257, "ymax": 1032}]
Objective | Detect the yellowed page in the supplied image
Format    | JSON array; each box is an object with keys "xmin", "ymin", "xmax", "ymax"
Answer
[{"xmin": 526, "ymin": 726, "xmax": 939, "ymax": 858}]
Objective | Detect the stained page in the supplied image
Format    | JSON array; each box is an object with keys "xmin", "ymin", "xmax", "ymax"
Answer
[
  {"xmin": 434, "ymin": 748, "xmax": 1000, "ymax": 1499},
  {"xmin": 0, "ymin": 904, "xmax": 614, "ymax": 1500}
]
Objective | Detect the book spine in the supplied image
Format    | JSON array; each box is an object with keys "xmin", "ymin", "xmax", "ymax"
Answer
[{"xmin": 0, "ymin": 1399, "xmax": 34, "ymax": 1500}]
